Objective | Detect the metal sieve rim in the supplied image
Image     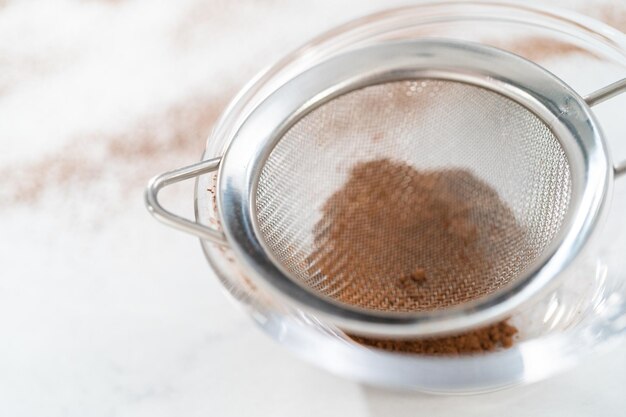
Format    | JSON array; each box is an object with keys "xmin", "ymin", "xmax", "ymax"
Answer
[{"xmin": 214, "ymin": 39, "xmax": 611, "ymax": 337}]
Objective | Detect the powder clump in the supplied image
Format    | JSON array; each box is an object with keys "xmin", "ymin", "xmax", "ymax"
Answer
[{"xmin": 307, "ymin": 158, "xmax": 522, "ymax": 355}]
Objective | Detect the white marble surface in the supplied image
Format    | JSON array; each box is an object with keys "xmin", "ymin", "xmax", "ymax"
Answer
[{"xmin": 1, "ymin": 1, "xmax": 626, "ymax": 416}]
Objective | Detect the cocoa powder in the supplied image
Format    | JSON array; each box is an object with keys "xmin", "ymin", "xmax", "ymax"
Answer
[
  {"xmin": 351, "ymin": 321, "xmax": 518, "ymax": 356},
  {"xmin": 308, "ymin": 159, "xmax": 521, "ymax": 355}
]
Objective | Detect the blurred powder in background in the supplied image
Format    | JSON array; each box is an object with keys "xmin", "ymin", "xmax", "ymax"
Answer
[{"xmin": 0, "ymin": 0, "xmax": 624, "ymax": 215}]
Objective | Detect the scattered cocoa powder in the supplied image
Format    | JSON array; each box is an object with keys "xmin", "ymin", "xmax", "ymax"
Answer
[
  {"xmin": 0, "ymin": 94, "xmax": 228, "ymax": 208},
  {"xmin": 491, "ymin": 36, "xmax": 595, "ymax": 62},
  {"xmin": 307, "ymin": 159, "xmax": 522, "ymax": 354}
]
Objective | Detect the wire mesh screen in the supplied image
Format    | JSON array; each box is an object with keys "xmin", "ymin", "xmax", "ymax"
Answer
[{"xmin": 255, "ymin": 80, "xmax": 572, "ymax": 312}]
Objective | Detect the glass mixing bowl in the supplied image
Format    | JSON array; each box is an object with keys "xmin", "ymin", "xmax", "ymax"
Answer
[{"xmin": 163, "ymin": 2, "xmax": 626, "ymax": 393}]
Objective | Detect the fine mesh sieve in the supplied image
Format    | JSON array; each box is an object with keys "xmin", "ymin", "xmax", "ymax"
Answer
[
  {"xmin": 257, "ymin": 80, "xmax": 572, "ymax": 313},
  {"xmin": 146, "ymin": 39, "xmax": 626, "ymax": 337}
]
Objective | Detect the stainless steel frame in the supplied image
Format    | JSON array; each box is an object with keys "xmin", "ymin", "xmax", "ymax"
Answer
[{"xmin": 145, "ymin": 39, "xmax": 626, "ymax": 337}]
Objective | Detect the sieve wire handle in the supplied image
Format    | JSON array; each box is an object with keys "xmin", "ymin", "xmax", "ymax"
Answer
[
  {"xmin": 145, "ymin": 157, "xmax": 227, "ymax": 245},
  {"xmin": 585, "ymin": 78, "xmax": 626, "ymax": 177}
]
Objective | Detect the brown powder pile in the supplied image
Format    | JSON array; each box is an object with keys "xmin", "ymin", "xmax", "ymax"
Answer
[
  {"xmin": 351, "ymin": 320, "xmax": 518, "ymax": 355},
  {"xmin": 308, "ymin": 159, "xmax": 521, "ymax": 355}
]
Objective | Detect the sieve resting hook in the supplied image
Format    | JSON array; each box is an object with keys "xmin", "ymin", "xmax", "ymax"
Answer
[
  {"xmin": 584, "ymin": 78, "xmax": 626, "ymax": 177},
  {"xmin": 145, "ymin": 157, "xmax": 227, "ymax": 245}
]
